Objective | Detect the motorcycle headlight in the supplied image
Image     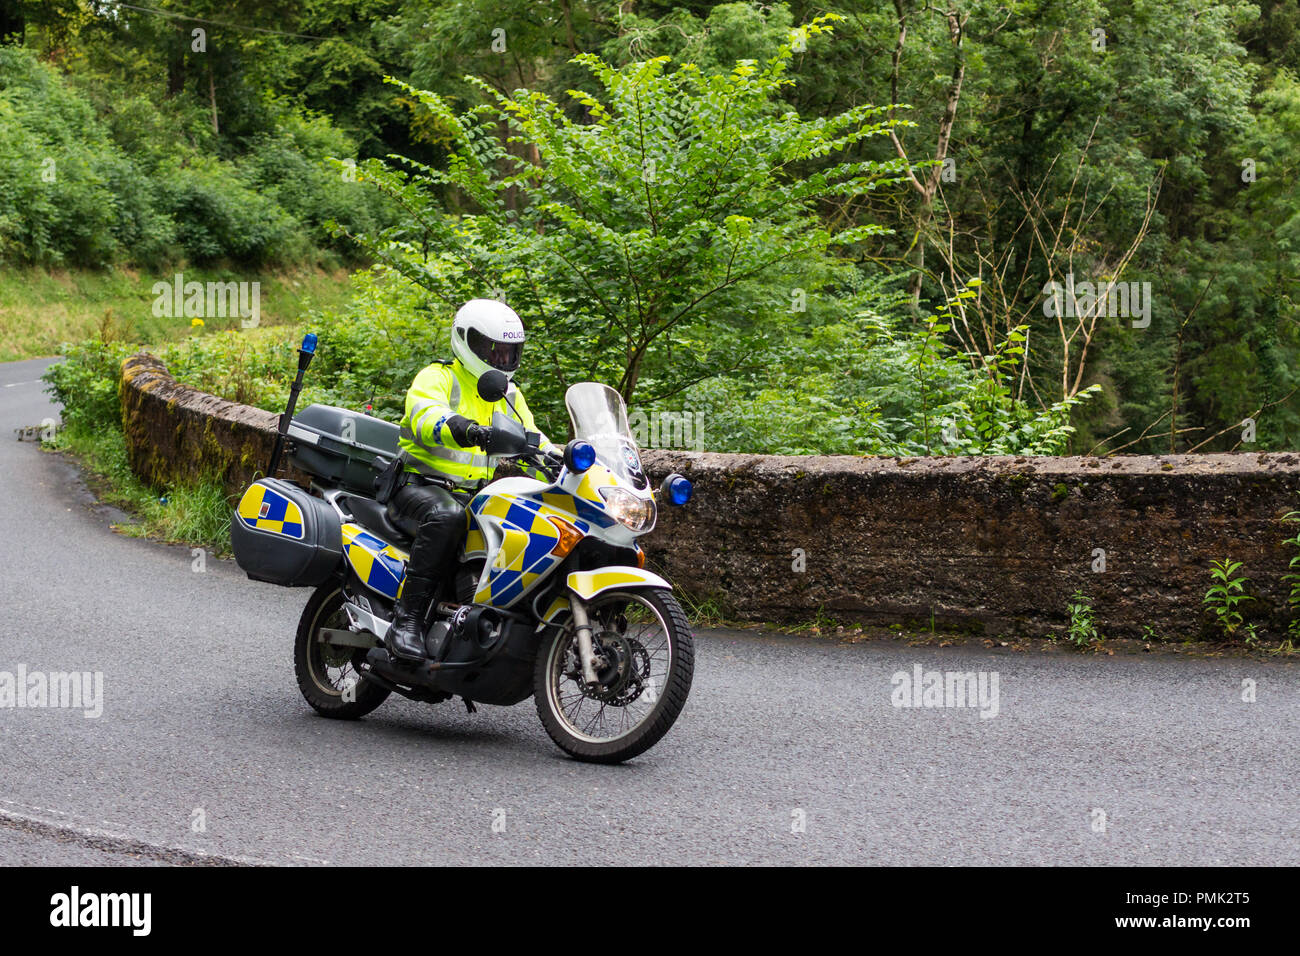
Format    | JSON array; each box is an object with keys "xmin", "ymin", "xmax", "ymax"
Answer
[{"xmin": 598, "ymin": 486, "xmax": 657, "ymax": 532}]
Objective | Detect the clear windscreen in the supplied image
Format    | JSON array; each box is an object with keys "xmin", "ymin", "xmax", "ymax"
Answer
[{"xmin": 565, "ymin": 382, "xmax": 649, "ymax": 491}]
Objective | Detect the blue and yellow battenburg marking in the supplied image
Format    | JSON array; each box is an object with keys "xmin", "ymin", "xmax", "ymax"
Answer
[
  {"xmin": 236, "ymin": 483, "xmax": 304, "ymax": 540},
  {"xmin": 574, "ymin": 468, "xmax": 621, "ymax": 512},
  {"xmin": 465, "ymin": 480, "xmax": 612, "ymax": 607},
  {"xmin": 338, "ymin": 464, "xmax": 622, "ymax": 608},
  {"xmin": 341, "ymin": 523, "xmax": 409, "ymax": 599},
  {"xmin": 463, "ymin": 509, "xmax": 487, "ymax": 558}
]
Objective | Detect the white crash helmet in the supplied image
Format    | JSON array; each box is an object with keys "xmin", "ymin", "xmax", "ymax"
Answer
[{"xmin": 450, "ymin": 298, "xmax": 526, "ymax": 381}]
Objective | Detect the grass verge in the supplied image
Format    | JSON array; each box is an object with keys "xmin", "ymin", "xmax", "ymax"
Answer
[
  {"xmin": 47, "ymin": 424, "xmax": 233, "ymax": 556},
  {"xmin": 0, "ymin": 265, "xmax": 353, "ymax": 362}
]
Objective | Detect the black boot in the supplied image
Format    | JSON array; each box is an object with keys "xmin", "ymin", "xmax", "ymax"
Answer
[
  {"xmin": 384, "ymin": 484, "xmax": 467, "ymax": 664},
  {"xmin": 386, "ymin": 571, "xmax": 437, "ymax": 663}
]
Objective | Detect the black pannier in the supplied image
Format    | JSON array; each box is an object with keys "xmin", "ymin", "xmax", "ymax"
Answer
[
  {"xmin": 286, "ymin": 404, "xmax": 401, "ymax": 495},
  {"xmin": 230, "ymin": 478, "xmax": 343, "ymax": 587}
]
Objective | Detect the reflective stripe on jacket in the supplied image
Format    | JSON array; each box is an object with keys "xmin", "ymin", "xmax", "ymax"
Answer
[{"xmin": 398, "ymin": 359, "xmax": 552, "ymax": 487}]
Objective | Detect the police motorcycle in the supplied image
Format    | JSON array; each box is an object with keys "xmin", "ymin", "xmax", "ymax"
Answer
[{"xmin": 230, "ymin": 334, "xmax": 696, "ymax": 763}]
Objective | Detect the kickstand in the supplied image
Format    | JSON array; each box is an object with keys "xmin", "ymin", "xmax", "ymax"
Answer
[{"xmin": 462, "ymin": 697, "xmax": 477, "ymax": 714}]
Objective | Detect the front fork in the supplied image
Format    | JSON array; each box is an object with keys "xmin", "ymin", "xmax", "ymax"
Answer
[{"xmin": 568, "ymin": 596, "xmax": 601, "ymax": 686}]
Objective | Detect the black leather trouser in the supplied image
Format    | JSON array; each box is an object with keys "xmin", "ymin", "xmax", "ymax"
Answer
[{"xmin": 386, "ymin": 479, "xmax": 467, "ymax": 591}]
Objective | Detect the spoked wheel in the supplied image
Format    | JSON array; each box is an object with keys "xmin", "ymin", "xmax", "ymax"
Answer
[
  {"xmin": 294, "ymin": 585, "xmax": 390, "ymax": 719},
  {"xmin": 534, "ymin": 588, "xmax": 694, "ymax": 763}
]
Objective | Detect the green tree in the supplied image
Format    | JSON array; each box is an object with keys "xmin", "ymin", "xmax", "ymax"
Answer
[{"xmin": 349, "ymin": 15, "xmax": 907, "ymax": 408}]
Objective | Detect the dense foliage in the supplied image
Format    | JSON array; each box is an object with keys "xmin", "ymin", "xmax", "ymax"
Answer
[
  {"xmin": 13, "ymin": 1, "xmax": 1300, "ymax": 455},
  {"xmin": 0, "ymin": 44, "xmax": 390, "ymax": 267}
]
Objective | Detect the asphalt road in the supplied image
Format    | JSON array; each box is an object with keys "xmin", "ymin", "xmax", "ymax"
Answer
[{"xmin": 1, "ymin": 356, "xmax": 1296, "ymax": 865}]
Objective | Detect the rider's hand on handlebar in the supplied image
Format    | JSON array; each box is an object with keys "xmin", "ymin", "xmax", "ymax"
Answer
[{"xmin": 465, "ymin": 423, "xmax": 492, "ymax": 449}]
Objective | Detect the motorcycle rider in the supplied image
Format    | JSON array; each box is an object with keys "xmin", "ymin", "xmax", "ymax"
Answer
[{"xmin": 384, "ymin": 299, "xmax": 556, "ymax": 663}]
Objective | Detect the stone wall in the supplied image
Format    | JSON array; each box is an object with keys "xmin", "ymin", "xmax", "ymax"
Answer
[
  {"xmin": 121, "ymin": 352, "xmax": 1300, "ymax": 638},
  {"xmin": 643, "ymin": 450, "xmax": 1300, "ymax": 638},
  {"xmin": 120, "ymin": 352, "xmax": 308, "ymax": 495}
]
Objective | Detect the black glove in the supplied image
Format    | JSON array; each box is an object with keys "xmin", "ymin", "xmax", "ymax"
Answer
[
  {"xmin": 466, "ymin": 423, "xmax": 492, "ymax": 449},
  {"xmin": 446, "ymin": 415, "xmax": 484, "ymax": 447}
]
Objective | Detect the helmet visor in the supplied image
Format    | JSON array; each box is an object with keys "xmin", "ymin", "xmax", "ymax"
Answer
[{"xmin": 467, "ymin": 327, "xmax": 522, "ymax": 373}]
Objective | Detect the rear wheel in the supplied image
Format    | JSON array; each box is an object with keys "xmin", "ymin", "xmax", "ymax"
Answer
[
  {"xmin": 294, "ymin": 585, "xmax": 390, "ymax": 719},
  {"xmin": 534, "ymin": 589, "xmax": 693, "ymax": 763}
]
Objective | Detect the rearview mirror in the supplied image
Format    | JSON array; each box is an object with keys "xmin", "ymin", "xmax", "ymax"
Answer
[{"xmin": 477, "ymin": 369, "xmax": 509, "ymax": 403}]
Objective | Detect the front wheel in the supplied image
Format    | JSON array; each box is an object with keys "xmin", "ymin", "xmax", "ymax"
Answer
[
  {"xmin": 294, "ymin": 584, "xmax": 391, "ymax": 719},
  {"xmin": 534, "ymin": 588, "xmax": 694, "ymax": 764}
]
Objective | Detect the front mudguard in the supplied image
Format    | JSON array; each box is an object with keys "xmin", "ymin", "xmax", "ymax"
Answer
[
  {"xmin": 566, "ymin": 566, "xmax": 672, "ymax": 600},
  {"xmin": 539, "ymin": 566, "xmax": 672, "ymax": 625}
]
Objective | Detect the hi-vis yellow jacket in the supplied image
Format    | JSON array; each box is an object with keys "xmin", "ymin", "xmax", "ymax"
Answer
[{"xmin": 398, "ymin": 359, "xmax": 554, "ymax": 487}]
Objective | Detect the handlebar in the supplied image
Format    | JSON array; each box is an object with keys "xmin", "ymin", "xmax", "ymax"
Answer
[
  {"xmin": 448, "ymin": 422, "xmax": 560, "ymax": 483},
  {"xmin": 520, "ymin": 451, "xmax": 561, "ymax": 481}
]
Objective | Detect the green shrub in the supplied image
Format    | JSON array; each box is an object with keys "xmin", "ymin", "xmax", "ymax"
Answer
[
  {"xmin": 1203, "ymin": 558, "xmax": 1254, "ymax": 640},
  {"xmin": 0, "ymin": 46, "xmax": 386, "ymax": 269},
  {"xmin": 238, "ymin": 114, "xmax": 393, "ymax": 262},
  {"xmin": 1066, "ymin": 591, "xmax": 1101, "ymax": 648},
  {"xmin": 41, "ymin": 338, "xmax": 136, "ymax": 432},
  {"xmin": 152, "ymin": 264, "xmax": 437, "ymax": 421},
  {"xmin": 0, "ymin": 47, "xmax": 139, "ymax": 267},
  {"xmin": 95, "ymin": 153, "xmax": 176, "ymax": 266},
  {"xmin": 1281, "ymin": 506, "xmax": 1300, "ymax": 640},
  {"xmin": 154, "ymin": 260, "xmax": 1096, "ymax": 459},
  {"xmin": 158, "ymin": 326, "xmax": 301, "ymax": 410},
  {"xmin": 679, "ymin": 280, "xmax": 1096, "ymax": 456},
  {"xmin": 155, "ymin": 157, "xmax": 299, "ymax": 265}
]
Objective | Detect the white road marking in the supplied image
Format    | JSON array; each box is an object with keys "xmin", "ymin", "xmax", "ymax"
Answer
[
  {"xmin": 0, "ymin": 803, "xmax": 275, "ymax": 866},
  {"xmin": 0, "ymin": 799, "xmax": 67, "ymax": 816},
  {"xmin": 2, "ymin": 380, "xmax": 41, "ymax": 388}
]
